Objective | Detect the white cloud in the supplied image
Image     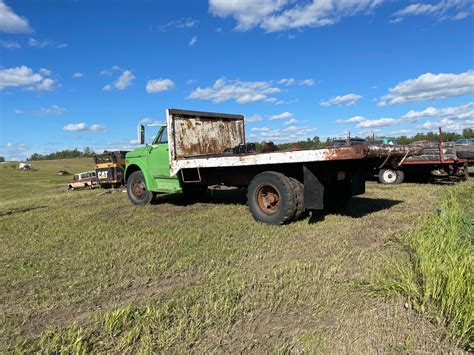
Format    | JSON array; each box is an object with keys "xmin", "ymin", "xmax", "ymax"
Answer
[
  {"xmin": 378, "ymin": 70, "xmax": 474, "ymax": 106},
  {"xmin": 336, "ymin": 115, "xmax": 366, "ymax": 124},
  {"xmin": 402, "ymin": 102, "xmax": 474, "ymax": 121},
  {"xmin": 188, "ymin": 77, "xmax": 282, "ymax": 104},
  {"xmin": 1, "ymin": 142, "xmax": 29, "ymax": 160},
  {"xmin": 100, "ymin": 66, "xmax": 122, "ymax": 76},
  {"xmin": 103, "ymin": 69, "xmax": 135, "ymax": 91},
  {"xmin": 209, "ymin": 0, "xmax": 384, "ymax": 32},
  {"xmin": 279, "ymin": 78, "xmax": 315, "ymax": 86},
  {"xmin": 389, "ymin": 128, "xmax": 411, "ymax": 136},
  {"xmin": 300, "ymin": 79, "xmax": 315, "ymax": 86},
  {"xmin": 270, "ymin": 111, "xmax": 293, "ymax": 120},
  {"xmin": 39, "ymin": 68, "xmax": 51, "ymax": 76},
  {"xmin": 0, "ymin": 0, "xmax": 31, "ymax": 33},
  {"xmin": 279, "ymin": 78, "xmax": 295, "ymax": 86},
  {"xmin": 34, "ymin": 78, "xmax": 55, "ymax": 91},
  {"xmin": 38, "ymin": 104, "xmax": 67, "ymax": 116},
  {"xmin": 321, "ymin": 93, "xmax": 362, "ymax": 107},
  {"xmin": 115, "ymin": 71, "xmax": 135, "ymax": 90},
  {"xmin": 14, "ymin": 108, "xmax": 24, "ymax": 115},
  {"xmin": 251, "ymin": 127, "xmax": 270, "ymax": 132},
  {"xmin": 189, "ymin": 35, "xmax": 198, "ymax": 46},
  {"xmin": 146, "ymin": 78, "xmax": 175, "ymax": 93},
  {"xmin": 28, "ymin": 37, "xmax": 68, "ymax": 48},
  {"xmin": 418, "ymin": 118, "xmax": 474, "ymax": 132},
  {"xmin": 284, "ymin": 118, "xmax": 299, "ymax": 125},
  {"xmin": 1, "ymin": 40, "xmax": 20, "ymax": 49},
  {"xmin": 357, "ymin": 117, "xmax": 399, "ymax": 128},
  {"xmin": 0, "ymin": 66, "xmax": 56, "ymax": 91},
  {"xmin": 337, "ymin": 102, "xmax": 474, "ymax": 133},
  {"xmin": 246, "ymin": 114, "xmax": 263, "ymax": 123},
  {"xmin": 72, "ymin": 72, "xmax": 83, "ymax": 78},
  {"xmin": 392, "ymin": 0, "xmax": 473, "ymax": 22},
  {"xmin": 139, "ymin": 118, "xmax": 163, "ymax": 125},
  {"xmin": 158, "ymin": 18, "xmax": 200, "ymax": 31},
  {"xmin": 63, "ymin": 123, "xmax": 106, "ymax": 132}
]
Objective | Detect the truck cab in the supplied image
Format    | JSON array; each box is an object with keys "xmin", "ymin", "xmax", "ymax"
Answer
[{"xmin": 125, "ymin": 124, "xmax": 181, "ymax": 203}]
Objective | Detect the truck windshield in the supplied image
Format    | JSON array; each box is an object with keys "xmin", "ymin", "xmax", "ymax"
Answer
[{"xmin": 153, "ymin": 126, "xmax": 168, "ymax": 144}]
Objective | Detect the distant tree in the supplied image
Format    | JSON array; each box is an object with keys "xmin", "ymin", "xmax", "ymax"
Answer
[
  {"xmin": 0, "ymin": 156, "xmax": 4, "ymax": 162},
  {"xmin": 462, "ymin": 128, "xmax": 473, "ymax": 139},
  {"xmin": 28, "ymin": 148, "xmax": 96, "ymax": 161},
  {"xmin": 83, "ymin": 147, "xmax": 94, "ymax": 156}
]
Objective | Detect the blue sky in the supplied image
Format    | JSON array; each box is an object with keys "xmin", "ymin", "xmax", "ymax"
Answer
[{"xmin": 0, "ymin": 0, "xmax": 473, "ymax": 160}]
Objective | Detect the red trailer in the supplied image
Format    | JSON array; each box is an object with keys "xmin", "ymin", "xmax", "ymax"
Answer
[{"xmin": 377, "ymin": 128, "xmax": 469, "ymax": 184}]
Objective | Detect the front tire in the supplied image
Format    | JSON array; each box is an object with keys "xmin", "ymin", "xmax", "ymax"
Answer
[
  {"xmin": 127, "ymin": 171, "xmax": 154, "ymax": 205},
  {"xmin": 247, "ymin": 172, "xmax": 296, "ymax": 225}
]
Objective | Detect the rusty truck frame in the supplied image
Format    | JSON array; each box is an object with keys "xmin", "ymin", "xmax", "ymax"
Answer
[{"xmin": 124, "ymin": 109, "xmax": 419, "ymax": 225}]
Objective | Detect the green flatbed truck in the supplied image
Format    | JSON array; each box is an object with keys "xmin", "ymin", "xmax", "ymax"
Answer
[{"xmin": 124, "ymin": 109, "xmax": 419, "ymax": 225}]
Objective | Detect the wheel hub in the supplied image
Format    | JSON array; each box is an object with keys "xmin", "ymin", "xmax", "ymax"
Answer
[
  {"xmin": 132, "ymin": 179, "xmax": 146, "ymax": 199},
  {"xmin": 383, "ymin": 170, "xmax": 397, "ymax": 183},
  {"xmin": 256, "ymin": 185, "xmax": 281, "ymax": 215}
]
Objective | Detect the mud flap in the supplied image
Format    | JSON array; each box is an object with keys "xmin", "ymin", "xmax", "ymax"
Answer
[
  {"xmin": 303, "ymin": 165, "xmax": 324, "ymax": 210},
  {"xmin": 350, "ymin": 169, "xmax": 366, "ymax": 196}
]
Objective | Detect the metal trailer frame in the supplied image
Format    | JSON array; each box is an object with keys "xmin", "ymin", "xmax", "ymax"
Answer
[{"xmin": 400, "ymin": 127, "xmax": 468, "ymax": 168}]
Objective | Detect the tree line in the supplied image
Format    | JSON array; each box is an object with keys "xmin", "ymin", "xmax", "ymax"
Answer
[
  {"xmin": 260, "ymin": 128, "xmax": 474, "ymax": 151},
  {"xmin": 27, "ymin": 147, "xmax": 95, "ymax": 161}
]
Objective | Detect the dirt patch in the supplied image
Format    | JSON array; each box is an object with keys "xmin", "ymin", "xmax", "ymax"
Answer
[{"xmin": 9, "ymin": 272, "xmax": 202, "ymax": 343}]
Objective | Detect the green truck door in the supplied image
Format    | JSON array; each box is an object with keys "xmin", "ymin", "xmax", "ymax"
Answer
[{"xmin": 148, "ymin": 127, "xmax": 180, "ymax": 193}]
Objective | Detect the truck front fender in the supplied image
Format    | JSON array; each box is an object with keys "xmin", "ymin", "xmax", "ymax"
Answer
[{"xmin": 124, "ymin": 162, "xmax": 157, "ymax": 191}]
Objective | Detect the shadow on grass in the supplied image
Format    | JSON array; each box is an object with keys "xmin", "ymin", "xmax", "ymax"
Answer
[
  {"xmin": 0, "ymin": 205, "xmax": 49, "ymax": 217},
  {"xmin": 154, "ymin": 189, "xmax": 402, "ymax": 222},
  {"xmin": 153, "ymin": 188, "xmax": 247, "ymax": 206},
  {"xmin": 309, "ymin": 197, "xmax": 402, "ymax": 223}
]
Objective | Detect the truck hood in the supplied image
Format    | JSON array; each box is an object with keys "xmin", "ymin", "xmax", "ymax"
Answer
[{"xmin": 126, "ymin": 146, "xmax": 148, "ymax": 159}]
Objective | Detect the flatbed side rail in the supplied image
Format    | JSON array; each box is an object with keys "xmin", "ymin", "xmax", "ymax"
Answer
[{"xmin": 169, "ymin": 144, "xmax": 415, "ymax": 176}]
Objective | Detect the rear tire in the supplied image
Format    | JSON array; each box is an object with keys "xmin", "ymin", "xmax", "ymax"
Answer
[
  {"xmin": 247, "ymin": 171, "xmax": 296, "ymax": 225},
  {"xmin": 288, "ymin": 177, "xmax": 306, "ymax": 220},
  {"xmin": 127, "ymin": 171, "xmax": 154, "ymax": 205},
  {"xmin": 378, "ymin": 168, "xmax": 398, "ymax": 185}
]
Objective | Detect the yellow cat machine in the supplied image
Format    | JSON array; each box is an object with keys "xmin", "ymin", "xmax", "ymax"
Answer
[{"xmin": 93, "ymin": 151, "xmax": 129, "ymax": 188}]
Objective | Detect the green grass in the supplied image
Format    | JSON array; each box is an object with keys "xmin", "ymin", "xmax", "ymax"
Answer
[
  {"xmin": 0, "ymin": 158, "xmax": 94, "ymax": 201},
  {"xmin": 0, "ymin": 157, "xmax": 472, "ymax": 352},
  {"xmin": 368, "ymin": 183, "xmax": 474, "ymax": 349}
]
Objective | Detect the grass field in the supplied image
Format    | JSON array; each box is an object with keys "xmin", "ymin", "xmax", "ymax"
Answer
[{"xmin": 0, "ymin": 158, "xmax": 472, "ymax": 352}]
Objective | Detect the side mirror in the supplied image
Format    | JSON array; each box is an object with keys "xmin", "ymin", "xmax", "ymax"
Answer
[{"xmin": 138, "ymin": 124, "xmax": 145, "ymax": 145}]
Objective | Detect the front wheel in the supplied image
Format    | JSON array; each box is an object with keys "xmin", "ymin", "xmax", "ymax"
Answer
[{"xmin": 127, "ymin": 171, "xmax": 154, "ymax": 205}]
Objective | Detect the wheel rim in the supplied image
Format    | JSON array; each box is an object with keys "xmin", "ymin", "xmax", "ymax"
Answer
[
  {"xmin": 256, "ymin": 184, "xmax": 281, "ymax": 215},
  {"xmin": 383, "ymin": 170, "xmax": 397, "ymax": 183},
  {"xmin": 131, "ymin": 178, "xmax": 146, "ymax": 199}
]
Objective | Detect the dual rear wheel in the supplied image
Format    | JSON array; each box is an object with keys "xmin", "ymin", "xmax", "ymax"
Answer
[{"xmin": 247, "ymin": 171, "xmax": 305, "ymax": 225}]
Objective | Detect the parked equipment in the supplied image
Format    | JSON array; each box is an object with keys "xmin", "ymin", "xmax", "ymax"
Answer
[
  {"xmin": 375, "ymin": 128, "xmax": 469, "ymax": 184},
  {"xmin": 124, "ymin": 109, "xmax": 420, "ymax": 225},
  {"xmin": 93, "ymin": 151, "xmax": 129, "ymax": 188},
  {"xmin": 68, "ymin": 171, "xmax": 98, "ymax": 190},
  {"xmin": 455, "ymin": 138, "xmax": 474, "ymax": 165}
]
